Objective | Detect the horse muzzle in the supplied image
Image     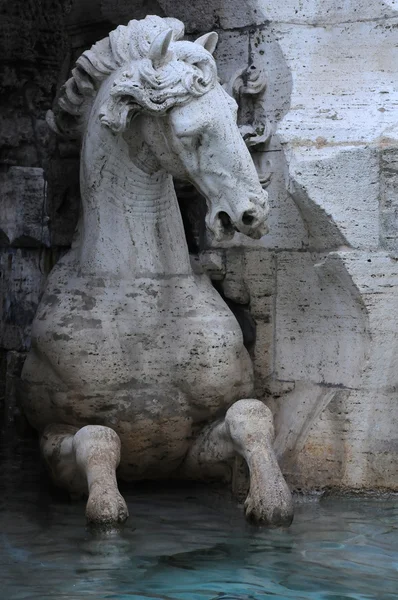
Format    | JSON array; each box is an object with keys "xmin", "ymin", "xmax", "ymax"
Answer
[{"xmin": 207, "ymin": 196, "xmax": 269, "ymax": 242}]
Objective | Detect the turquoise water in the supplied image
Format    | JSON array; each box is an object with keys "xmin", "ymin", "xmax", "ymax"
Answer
[{"xmin": 1, "ymin": 441, "xmax": 397, "ymax": 600}]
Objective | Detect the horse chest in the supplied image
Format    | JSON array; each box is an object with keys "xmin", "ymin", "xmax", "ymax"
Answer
[{"xmin": 35, "ymin": 274, "xmax": 247, "ymax": 396}]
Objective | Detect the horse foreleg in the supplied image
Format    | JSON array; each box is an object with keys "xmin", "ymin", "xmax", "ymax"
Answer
[
  {"xmin": 41, "ymin": 424, "xmax": 129, "ymax": 526},
  {"xmin": 181, "ymin": 399, "xmax": 293, "ymax": 526}
]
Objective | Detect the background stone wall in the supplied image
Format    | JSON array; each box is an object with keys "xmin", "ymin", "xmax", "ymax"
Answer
[{"xmin": 1, "ymin": 0, "xmax": 397, "ymax": 491}]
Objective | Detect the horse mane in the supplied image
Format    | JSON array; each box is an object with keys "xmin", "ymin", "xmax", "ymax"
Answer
[{"xmin": 48, "ymin": 15, "xmax": 218, "ymax": 139}]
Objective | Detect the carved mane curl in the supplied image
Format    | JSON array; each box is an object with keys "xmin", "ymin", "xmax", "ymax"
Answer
[{"xmin": 48, "ymin": 15, "xmax": 218, "ymax": 138}]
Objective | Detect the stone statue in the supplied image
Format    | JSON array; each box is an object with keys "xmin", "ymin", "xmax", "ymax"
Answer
[{"xmin": 21, "ymin": 15, "xmax": 293, "ymax": 527}]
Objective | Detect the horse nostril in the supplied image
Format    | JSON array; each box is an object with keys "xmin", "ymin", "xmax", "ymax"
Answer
[{"xmin": 242, "ymin": 211, "xmax": 255, "ymax": 226}]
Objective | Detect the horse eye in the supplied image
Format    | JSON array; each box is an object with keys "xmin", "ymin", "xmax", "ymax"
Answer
[
  {"xmin": 179, "ymin": 133, "xmax": 203, "ymax": 149},
  {"xmin": 193, "ymin": 134, "xmax": 203, "ymax": 150}
]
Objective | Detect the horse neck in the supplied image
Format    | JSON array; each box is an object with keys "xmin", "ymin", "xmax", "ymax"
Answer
[{"xmin": 78, "ymin": 109, "xmax": 192, "ymax": 278}]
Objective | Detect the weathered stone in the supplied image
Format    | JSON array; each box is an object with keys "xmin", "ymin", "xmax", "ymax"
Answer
[
  {"xmin": 46, "ymin": 159, "xmax": 80, "ymax": 247},
  {"xmin": 245, "ymin": 0, "xmax": 398, "ymax": 26},
  {"xmin": 289, "ymin": 387, "xmax": 398, "ymax": 491},
  {"xmin": 243, "ymin": 249, "xmax": 275, "ymax": 318},
  {"xmin": 214, "ymin": 30, "xmax": 249, "ymax": 88},
  {"xmin": 275, "ymin": 19, "xmax": 398, "ymax": 146},
  {"xmin": 0, "ymin": 248, "xmax": 55, "ymax": 351},
  {"xmin": 0, "ymin": 166, "xmax": 50, "ymax": 247},
  {"xmin": 380, "ymin": 146, "xmax": 398, "ymax": 256},
  {"xmin": 216, "ymin": 249, "xmax": 276, "ymax": 392},
  {"xmin": 249, "ymin": 3, "xmax": 398, "ymax": 494},
  {"xmin": 252, "ymin": 319, "xmax": 274, "ymax": 393},
  {"xmin": 199, "ymin": 249, "xmax": 225, "ymax": 281},
  {"xmin": 4, "ymin": 351, "xmax": 27, "ymax": 430},
  {"xmin": 273, "ymin": 249, "xmax": 398, "ymax": 489},
  {"xmin": 0, "ymin": 0, "xmax": 71, "ymax": 166},
  {"xmin": 222, "ymin": 250, "xmax": 249, "ymax": 304},
  {"xmin": 157, "ymin": 0, "xmax": 276, "ymax": 31},
  {"xmin": 275, "ymin": 251, "xmax": 368, "ymax": 387},
  {"xmin": 335, "ymin": 251, "xmax": 398, "ymax": 391},
  {"xmin": 288, "ymin": 147, "xmax": 380, "ymax": 250},
  {"xmin": 157, "ymin": 0, "xmax": 222, "ymax": 32},
  {"xmin": 273, "ymin": 381, "xmax": 336, "ymax": 449},
  {"xmin": 0, "ymin": 350, "xmax": 6, "ymax": 420},
  {"xmin": 100, "ymin": 0, "xmax": 165, "ymax": 25}
]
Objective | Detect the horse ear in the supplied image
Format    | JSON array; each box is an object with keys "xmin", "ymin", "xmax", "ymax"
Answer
[
  {"xmin": 149, "ymin": 29, "xmax": 173, "ymax": 66},
  {"xmin": 195, "ymin": 32, "xmax": 218, "ymax": 55}
]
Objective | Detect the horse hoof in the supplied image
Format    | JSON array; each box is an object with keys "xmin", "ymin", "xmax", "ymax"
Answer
[
  {"xmin": 244, "ymin": 494, "xmax": 293, "ymax": 527},
  {"xmin": 85, "ymin": 485, "xmax": 129, "ymax": 526},
  {"xmin": 244, "ymin": 475, "xmax": 293, "ymax": 527}
]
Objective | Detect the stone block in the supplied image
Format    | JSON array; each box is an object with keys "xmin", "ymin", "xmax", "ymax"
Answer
[
  {"xmin": 217, "ymin": 249, "xmax": 276, "ymax": 392},
  {"xmin": 243, "ymin": 249, "xmax": 275, "ymax": 318},
  {"xmin": 274, "ymin": 250, "xmax": 398, "ymax": 489},
  {"xmin": 379, "ymin": 209, "xmax": 398, "ymax": 257},
  {"xmin": 283, "ymin": 388, "xmax": 351, "ymax": 489},
  {"xmin": 273, "ymin": 381, "xmax": 343, "ymax": 462},
  {"xmin": 0, "ymin": 1, "xmax": 70, "ymax": 166},
  {"xmin": 248, "ymin": 26, "xmax": 293, "ymax": 127},
  {"xmin": 99, "ymin": 0, "xmax": 165, "ymax": 25},
  {"xmin": 199, "ymin": 249, "xmax": 225, "ymax": 281},
  {"xmin": 252, "ymin": 319, "xmax": 274, "ymax": 392},
  {"xmin": 222, "ymin": 249, "xmax": 249, "ymax": 304},
  {"xmin": 263, "ymin": 149, "xmax": 309, "ymax": 250},
  {"xmin": 0, "ymin": 350, "xmax": 6, "ymax": 416},
  {"xmin": 237, "ymin": 0, "xmax": 398, "ymax": 26},
  {"xmin": 46, "ymin": 159, "xmax": 80, "ymax": 247},
  {"xmin": 157, "ymin": 0, "xmax": 221, "ymax": 32},
  {"xmin": 334, "ymin": 251, "xmax": 398, "ymax": 391},
  {"xmin": 380, "ymin": 146, "xmax": 398, "ymax": 256},
  {"xmin": 288, "ymin": 146, "xmax": 380, "ymax": 250},
  {"xmin": 3, "ymin": 351, "xmax": 26, "ymax": 429},
  {"xmin": 340, "ymin": 388, "xmax": 398, "ymax": 490},
  {"xmin": 275, "ymin": 19, "xmax": 398, "ymax": 145},
  {"xmin": 214, "ymin": 30, "xmax": 249, "ymax": 88},
  {"xmin": 291, "ymin": 387, "xmax": 398, "ymax": 490},
  {"xmin": 0, "ymin": 167, "xmax": 50, "ymax": 247},
  {"xmin": 0, "ymin": 248, "xmax": 56, "ymax": 351},
  {"xmin": 158, "ymin": 0, "xmax": 274, "ymax": 31},
  {"xmin": 0, "ymin": 110, "xmax": 37, "ymax": 162},
  {"xmin": 275, "ymin": 251, "xmax": 368, "ymax": 387},
  {"xmin": 217, "ymin": 1, "xmax": 273, "ymax": 29}
]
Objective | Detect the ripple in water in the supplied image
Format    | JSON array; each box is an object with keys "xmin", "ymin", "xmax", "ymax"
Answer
[{"xmin": 1, "ymin": 441, "xmax": 397, "ymax": 599}]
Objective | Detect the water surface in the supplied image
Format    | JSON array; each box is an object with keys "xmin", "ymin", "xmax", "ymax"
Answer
[{"xmin": 1, "ymin": 440, "xmax": 397, "ymax": 600}]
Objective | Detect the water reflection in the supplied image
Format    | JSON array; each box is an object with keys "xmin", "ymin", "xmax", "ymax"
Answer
[{"xmin": 1, "ymin": 441, "xmax": 397, "ymax": 599}]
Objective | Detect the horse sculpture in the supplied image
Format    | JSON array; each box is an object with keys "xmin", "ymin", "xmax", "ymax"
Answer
[{"xmin": 21, "ymin": 15, "xmax": 293, "ymax": 527}]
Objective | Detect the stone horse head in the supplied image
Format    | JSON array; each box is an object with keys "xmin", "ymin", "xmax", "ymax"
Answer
[{"xmin": 50, "ymin": 15, "xmax": 269, "ymax": 243}]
